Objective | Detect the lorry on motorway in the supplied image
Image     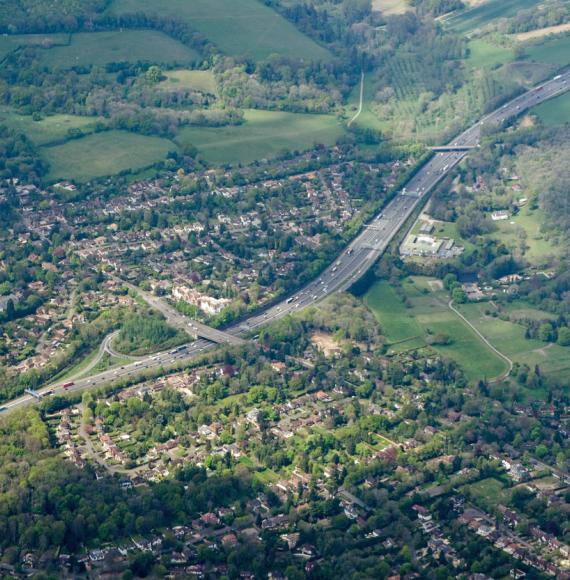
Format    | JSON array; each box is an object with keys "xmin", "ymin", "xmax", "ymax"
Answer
[{"xmin": 62, "ymin": 381, "xmax": 75, "ymax": 390}]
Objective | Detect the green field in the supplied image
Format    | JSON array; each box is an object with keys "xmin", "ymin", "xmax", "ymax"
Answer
[
  {"xmin": 525, "ymin": 34, "xmax": 570, "ymax": 66},
  {"xmin": 533, "ymin": 91, "xmax": 570, "ymax": 126},
  {"xmin": 466, "ymin": 39, "xmax": 514, "ymax": 69},
  {"xmin": 363, "ymin": 278, "xmax": 507, "ymax": 381},
  {"xmin": 38, "ymin": 30, "xmax": 200, "ymax": 68},
  {"xmin": 0, "ymin": 107, "xmax": 100, "ymax": 145},
  {"xmin": 0, "ymin": 33, "xmax": 69, "ymax": 60},
  {"xmin": 445, "ymin": 0, "xmax": 542, "ymax": 35},
  {"xmin": 110, "ymin": 0, "xmax": 331, "ymax": 61},
  {"xmin": 456, "ymin": 301, "xmax": 570, "ymax": 384},
  {"xmin": 176, "ymin": 109, "xmax": 344, "ymax": 165},
  {"xmin": 371, "ymin": 0, "xmax": 411, "ymax": 15},
  {"xmin": 462, "ymin": 477, "xmax": 511, "ymax": 511},
  {"xmin": 42, "ymin": 130, "xmax": 175, "ymax": 182},
  {"xmin": 159, "ymin": 70, "xmax": 218, "ymax": 95}
]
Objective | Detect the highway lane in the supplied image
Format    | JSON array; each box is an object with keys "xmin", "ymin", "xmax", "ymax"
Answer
[{"xmin": 2, "ymin": 70, "xmax": 569, "ymax": 415}]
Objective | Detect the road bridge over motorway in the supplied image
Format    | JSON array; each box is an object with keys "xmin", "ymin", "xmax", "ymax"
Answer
[
  {"xmin": 431, "ymin": 145, "xmax": 478, "ymax": 152},
  {"xmin": 2, "ymin": 70, "xmax": 569, "ymax": 416},
  {"xmin": 113, "ymin": 278, "xmax": 245, "ymax": 346}
]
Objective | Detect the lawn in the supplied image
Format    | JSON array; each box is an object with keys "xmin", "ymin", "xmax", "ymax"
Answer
[
  {"xmin": 465, "ymin": 39, "xmax": 514, "ymax": 69},
  {"xmin": 39, "ymin": 30, "xmax": 200, "ymax": 68},
  {"xmin": 456, "ymin": 301, "xmax": 570, "ymax": 385},
  {"xmin": 363, "ymin": 278, "xmax": 508, "ymax": 381},
  {"xmin": 176, "ymin": 109, "xmax": 344, "ymax": 165},
  {"xmin": 490, "ymin": 205, "xmax": 560, "ymax": 265},
  {"xmin": 463, "ymin": 477, "xmax": 511, "ymax": 511},
  {"xmin": 0, "ymin": 107, "xmax": 100, "ymax": 145},
  {"xmin": 532, "ymin": 91, "xmax": 570, "ymax": 126},
  {"xmin": 42, "ymin": 130, "xmax": 175, "ymax": 182},
  {"xmin": 110, "ymin": 0, "xmax": 331, "ymax": 62},
  {"xmin": 444, "ymin": 0, "xmax": 542, "ymax": 35},
  {"xmin": 159, "ymin": 69, "xmax": 218, "ymax": 95},
  {"xmin": 524, "ymin": 33, "xmax": 570, "ymax": 66}
]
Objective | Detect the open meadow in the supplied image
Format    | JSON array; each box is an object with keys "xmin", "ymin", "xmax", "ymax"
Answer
[
  {"xmin": 0, "ymin": 107, "xmax": 100, "ymax": 145},
  {"xmin": 38, "ymin": 30, "xmax": 200, "ymax": 68},
  {"xmin": 444, "ymin": 0, "xmax": 542, "ymax": 35},
  {"xmin": 363, "ymin": 278, "xmax": 508, "ymax": 382},
  {"xmin": 532, "ymin": 91, "xmax": 570, "ymax": 126},
  {"xmin": 176, "ymin": 109, "xmax": 344, "ymax": 165},
  {"xmin": 42, "ymin": 130, "xmax": 175, "ymax": 182},
  {"xmin": 0, "ymin": 33, "xmax": 69, "ymax": 60},
  {"xmin": 159, "ymin": 70, "xmax": 218, "ymax": 95},
  {"xmin": 524, "ymin": 33, "xmax": 570, "ymax": 66},
  {"xmin": 110, "ymin": 0, "xmax": 331, "ymax": 61}
]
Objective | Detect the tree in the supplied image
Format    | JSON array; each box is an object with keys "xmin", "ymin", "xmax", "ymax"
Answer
[
  {"xmin": 557, "ymin": 327, "xmax": 570, "ymax": 347},
  {"xmin": 451, "ymin": 287, "xmax": 467, "ymax": 303},
  {"xmin": 5, "ymin": 298, "xmax": 15, "ymax": 321},
  {"xmin": 538, "ymin": 323, "xmax": 555, "ymax": 343},
  {"xmin": 145, "ymin": 65, "xmax": 163, "ymax": 84}
]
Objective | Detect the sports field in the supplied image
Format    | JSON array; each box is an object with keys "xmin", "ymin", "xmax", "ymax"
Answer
[
  {"xmin": 159, "ymin": 70, "xmax": 218, "ymax": 95},
  {"xmin": 38, "ymin": 30, "xmax": 200, "ymax": 68},
  {"xmin": 456, "ymin": 301, "xmax": 570, "ymax": 384},
  {"xmin": 444, "ymin": 0, "xmax": 542, "ymax": 35},
  {"xmin": 525, "ymin": 34, "xmax": 570, "ymax": 66},
  {"xmin": 363, "ymin": 278, "xmax": 507, "ymax": 382},
  {"xmin": 42, "ymin": 130, "xmax": 175, "ymax": 182},
  {"xmin": 110, "ymin": 0, "xmax": 331, "ymax": 61},
  {"xmin": 176, "ymin": 109, "xmax": 344, "ymax": 165},
  {"xmin": 0, "ymin": 107, "xmax": 99, "ymax": 145},
  {"xmin": 532, "ymin": 91, "xmax": 570, "ymax": 126}
]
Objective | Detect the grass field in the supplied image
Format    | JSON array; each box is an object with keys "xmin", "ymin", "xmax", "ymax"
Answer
[
  {"xmin": 525, "ymin": 33, "xmax": 570, "ymax": 66},
  {"xmin": 363, "ymin": 278, "xmax": 507, "ymax": 381},
  {"xmin": 176, "ymin": 109, "xmax": 344, "ymax": 165},
  {"xmin": 110, "ymin": 0, "xmax": 331, "ymax": 62},
  {"xmin": 38, "ymin": 30, "xmax": 200, "ymax": 68},
  {"xmin": 456, "ymin": 301, "xmax": 570, "ymax": 385},
  {"xmin": 0, "ymin": 107, "xmax": 100, "ymax": 145},
  {"xmin": 466, "ymin": 39, "xmax": 514, "ymax": 69},
  {"xmin": 159, "ymin": 70, "xmax": 218, "ymax": 95},
  {"xmin": 532, "ymin": 91, "xmax": 570, "ymax": 126},
  {"xmin": 516, "ymin": 22, "xmax": 570, "ymax": 41},
  {"xmin": 462, "ymin": 477, "xmax": 511, "ymax": 511},
  {"xmin": 491, "ymin": 205, "xmax": 560, "ymax": 265},
  {"xmin": 42, "ymin": 130, "xmax": 175, "ymax": 182},
  {"xmin": 371, "ymin": 0, "xmax": 410, "ymax": 15},
  {"xmin": 445, "ymin": 0, "xmax": 542, "ymax": 35},
  {"xmin": 0, "ymin": 33, "xmax": 68, "ymax": 60}
]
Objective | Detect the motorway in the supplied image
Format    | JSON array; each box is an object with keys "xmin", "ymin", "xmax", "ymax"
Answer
[{"xmin": 2, "ymin": 70, "xmax": 569, "ymax": 415}]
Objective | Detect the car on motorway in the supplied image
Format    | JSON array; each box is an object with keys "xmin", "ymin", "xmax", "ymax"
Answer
[{"xmin": 0, "ymin": 406, "xmax": 7, "ymax": 412}]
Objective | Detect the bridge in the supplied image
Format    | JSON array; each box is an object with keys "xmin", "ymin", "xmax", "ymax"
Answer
[
  {"xmin": 113, "ymin": 278, "xmax": 245, "ymax": 346},
  {"xmin": 431, "ymin": 145, "xmax": 478, "ymax": 152}
]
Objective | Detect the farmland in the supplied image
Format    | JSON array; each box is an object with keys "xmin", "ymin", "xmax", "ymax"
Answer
[
  {"xmin": 524, "ymin": 33, "xmax": 570, "ymax": 66},
  {"xmin": 42, "ymin": 130, "xmax": 175, "ymax": 182},
  {"xmin": 37, "ymin": 30, "xmax": 200, "ymax": 68},
  {"xmin": 159, "ymin": 70, "xmax": 218, "ymax": 95},
  {"xmin": 444, "ymin": 0, "xmax": 542, "ymax": 35},
  {"xmin": 0, "ymin": 107, "xmax": 100, "ymax": 146},
  {"xmin": 175, "ymin": 109, "xmax": 344, "ymax": 165},
  {"xmin": 371, "ymin": 0, "xmax": 411, "ymax": 16},
  {"xmin": 109, "ymin": 0, "xmax": 331, "ymax": 61},
  {"xmin": 532, "ymin": 91, "xmax": 570, "ymax": 125},
  {"xmin": 456, "ymin": 301, "xmax": 570, "ymax": 385},
  {"xmin": 363, "ymin": 278, "xmax": 508, "ymax": 382}
]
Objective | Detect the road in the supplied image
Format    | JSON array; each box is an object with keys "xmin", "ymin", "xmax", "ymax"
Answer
[
  {"xmin": 1, "ymin": 70, "xmax": 569, "ymax": 415},
  {"xmin": 348, "ymin": 71, "xmax": 365, "ymax": 127}
]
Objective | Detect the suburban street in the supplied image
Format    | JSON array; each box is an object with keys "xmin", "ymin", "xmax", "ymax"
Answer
[{"xmin": 2, "ymin": 70, "xmax": 569, "ymax": 415}]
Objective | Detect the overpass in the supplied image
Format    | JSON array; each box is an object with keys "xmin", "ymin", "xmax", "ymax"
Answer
[
  {"xmin": 431, "ymin": 145, "xmax": 478, "ymax": 152},
  {"xmin": 114, "ymin": 278, "xmax": 245, "ymax": 346}
]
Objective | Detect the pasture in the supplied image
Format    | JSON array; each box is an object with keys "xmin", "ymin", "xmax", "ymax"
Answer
[
  {"xmin": 525, "ymin": 33, "xmax": 570, "ymax": 66},
  {"xmin": 444, "ymin": 0, "xmax": 542, "ymax": 35},
  {"xmin": 159, "ymin": 70, "xmax": 218, "ymax": 95},
  {"xmin": 42, "ymin": 130, "xmax": 175, "ymax": 182},
  {"xmin": 465, "ymin": 39, "xmax": 514, "ymax": 69},
  {"xmin": 110, "ymin": 0, "xmax": 331, "ymax": 62},
  {"xmin": 371, "ymin": 0, "xmax": 410, "ymax": 16},
  {"xmin": 532, "ymin": 91, "xmax": 570, "ymax": 126},
  {"xmin": 0, "ymin": 33, "xmax": 68, "ymax": 60},
  {"xmin": 363, "ymin": 278, "xmax": 507, "ymax": 381},
  {"xmin": 0, "ymin": 107, "xmax": 99, "ymax": 145},
  {"xmin": 38, "ymin": 30, "xmax": 200, "ymax": 68},
  {"xmin": 176, "ymin": 109, "xmax": 344, "ymax": 165},
  {"xmin": 456, "ymin": 301, "xmax": 570, "ymax": 385}
]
